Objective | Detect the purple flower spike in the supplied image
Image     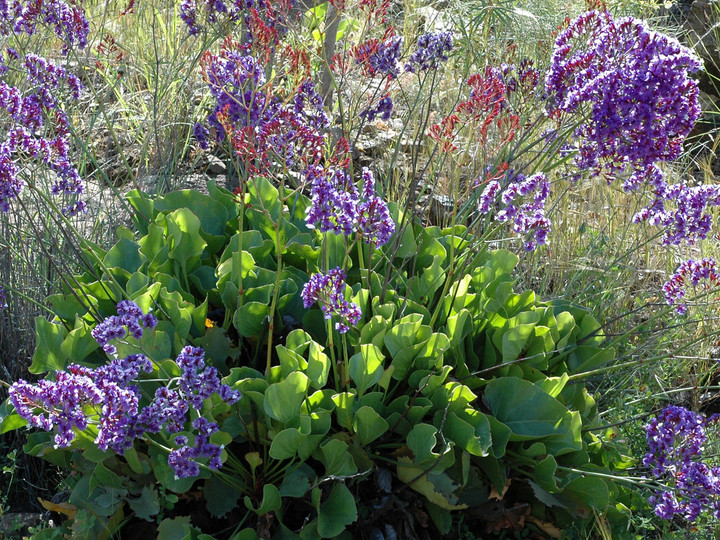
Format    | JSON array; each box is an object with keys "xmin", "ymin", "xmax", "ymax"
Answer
[
  {"xmin": 405, "ymin": 31, "xmax": 453, "ymax": 72},
  {"xmin": 663, "ymin": 258, "xmax": 720, "ymax": 314},
  {"xmin": 480, "ymin": 172, "xmax": 551, "ymax": 251},
  {"xmin": 645, "ymin": 406, "xmax": 720, "ymax": 521},
  {"xmin": 302, "ymin": 268, "xmax": 362, "ymax": 333},
  {"xmin": 357, "ymin": 168, "xmax": 395, "ymax": 248},
  {"xmin": 546, "ymin": 11, "xmax": 701, "ymax": 184},
  {"xmin": 92, "ymin": 301, "xmax": 157, "ymax": 355}
]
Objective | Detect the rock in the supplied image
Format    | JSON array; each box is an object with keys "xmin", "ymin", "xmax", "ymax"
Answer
[
  {"xmin": 206, "ymin": 155, "xmax": 227, "ymax": 175},
  {"xmin": 0, "ymin": 512, "xmax": 47, "ymax": 536}
]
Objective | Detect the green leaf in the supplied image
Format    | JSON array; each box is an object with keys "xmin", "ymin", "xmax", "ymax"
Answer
[
  {"xmin": 264, "ymin": 372, "xmax": 310, "ymax": 423},
  {"xmin": 557, "ymin": 475, "xmax": 610, "ymax": 516},
  {"xmin": 484, "ymin": 377, "xmax": 582, "ymax": 455},
  {"xmin": 196, "ymin": 325, "xmax": 239, "ymax": 373},
  {"xmin": 279, "ymin": 465, "xmax": 314, "ymax": 497},
  {"xmin": 155, "ymin": 189, "xmax": 229, "ymax": 237},
  {"xmin": 103, "ymin": 237, "xmax": 146, "ymax": 273},
  {"xmin": 248, "ymin": 176, "xmax": 282, "ymax": 221},
  {"xmin": 407, "ymin": 423, "xmax": 439, "ymax": 463},
  {"xmin": 166, "ymin": 208, "xmax": 207, "ymax": 271},
  {"xmin": 60, "ymin": 318, "xmax": 99, "ymax": 364},
  {"xmin": 534, "ymin": 454, "xmax": 558, "ymax": 492},
  {"xmin": 353, "ymin": 406, "xmax": 388, "ymax": 446},
  {"xmin": 234, "ymin": 302, "xmax": 270, "ymax": 338},
  {"xmin": 127, "ymin": 486, "xmax": 160, "ymax": 521},
  {"xmin": 445, "ymin": 411, "xmax": 491, "ymax": 457},
  {"xmin": 29, "ymin": 317, "xmax": 67, "ymax": 373},
  {"xmin": 244, "ymin": 484, "xmax": 281, "ymax": 515},
  {"xmin": 90, "ymin": 462, "xmax": 126, "ymax": 492},
  {"xmin": 157, "ymin": 516, "xmax": 191, "ymax": 540},
  {"xmin": 348, "ymin": 344, "xmax": 384, "ymax": 395},
  {"xmin": 269, "ymin": 428, "xmax": 304, "ymax": 460},
  {"xmin": 204, "ymin": 475, "xmax": 242, "ymax": 518},
  {"xmin": 331, "ymin": 392, "xmax": 355, "ymax": 430},
  {"xmin": 396, "ymin": 457, "xmax": 467, "ymax": 511},
  {"xmin": 306, "ymin": 341, "xmax": 330, "ymax": 389},
  {"xmin": 1, "ymin": 412, "xmax": 27, "ymax": 434},
  {"xmin": 47, "ymin": 293, "xmax": 89, "ymax": 320},
  {"xmin": 319, "ymin": 439, "xmax": 358, "ymax": 477},
  {"xmin": 317, "ymin": 483, "xmax": 357, "ymax": 538}
]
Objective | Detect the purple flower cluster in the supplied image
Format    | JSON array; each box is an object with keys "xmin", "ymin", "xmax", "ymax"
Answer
[
  {"xmin": 198, "ymin": 45, "xmax": 327, "ymax": 174},
  {"xmin": 10, "ymin": 305, "xmax": 241, "ymax": 478},
  {"xmin": 546, "ymin": 11, "xmax": 701, "ymax": 183},
  {"xmin": 360, "ymin": 95, "xmax": 393, "ymax": 122},
  {"xmin": 354, "ymin": 33, "xmax": 403, "ymax": 79},
  {"xmin": 91, "ymin": 300, "xmax": 158, "ymax": 355},
  {"xmin": 23, "ymin": 54, "xmax": 82, "ymax": 99},
  {"xmin": 293, "ymin": 80, "xmax": 330, "ymax": 132},
  {"xmin": 169, "ymin": 418, "xmax": 223, "ymax": 478},
  {"xmin": 358, "ymin": 167, "xmax": 395, "ymax": 247},
  {"xmin": 663, "ymin": 258, "xmax": 719, "ymax": 315},
  {"xmin": 10, "ymin": 354, "xmax": 153, "ymax": 451},
  {"xmin": 369, "ymin": 35, "xmax": 403, "ymax": 78},
  {"xmin": 180, "ymin": 0, "xmax": 291, "ymax": 42},
  {"xmin": 305, "ymin": 166, "xmax": 359, "ymax": 236},
  {"xmin": 301, "ymin": 267, "xmax": 361, "ymax": 333},
  {"xmin": 627, "ymin": 165, "xmax": 720, "ymax": 246},
  {"xmin": 305, "ymin": 166, "xmax": 395, "ymax": 247},
  {"xmin": 498, "ymin": 59, "xmax": 540, "ymax": 96},
  {"xmin": 645, "ymin": 406, "xmax": 720, "ymax": 521},
  {"xmin": 0, "ymin": 60, "xmax": 85, "ymax": 215},
  {"xmin": 8, "ymin": 0, "xmax": 90, "ymax": 50},
  {"xmin": 405, "ymin": 31, "xmax": 453, "ymax": 72},
  {"xmin": 478, "ymin": 172, "xmax": 551, "ymax": 251}
]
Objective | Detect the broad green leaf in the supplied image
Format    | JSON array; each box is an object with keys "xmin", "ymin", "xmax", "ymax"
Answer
[
  {"xmin": 279, "ymin": 465, "xmax": 314, "ymax": 497},
  {"xmin": 155, "ymin": 189, "xmax": 229, "ymax": 237},
  {"xmin": 234, "ymin": 301, "xmax": 270, "ymax": 338},
  {"xmin": 348, "ymin": 344, "xmax": 384, "ymax": 395},
  {"xmin": 396, "ymin": 457, "xmax": 467, "ymax": 511},
  {"xmin": 204, "ymin": 475, "xmax": 242, "ymax": 518},
  {"xmin": 353, "ymin": 406, "xmax": 388, "ymax": 446},
  {"xmin": 244, "ymin": 484, "xmax": 281, "ymax": 515},
  {"xmin": 320, "ymin": 439, "xmax": 358, "ymax": 477},
  {"xmin": 103, "ymin": 237, "xmax": 145, "ymax": 274},
  {"xmin": 306, "ymin": 341, "xmax": 330, "ymax": 389},
  {"xmin": 331, "ymin": 392, "xmax": 355, "ymax": 430},
  {"xmin": 484, "ymin": 377, "xmax": 582, "ymax": 455},
  {"xmin": 317, "ymin": 483, "xmax": 357, "ymax": 538},
  {"xmin": 127, "ymin": 486, "xmax": 160, "ymax": 521},
  {"xmin": 166, "ymin": 208, "xmax": 207, "ymax": 271},
  {"xmin": 0, "ymin": 412, "xmax": 27, "ymax": 434},
  {"xmin": 407, "ymin": 423, "xmax": 439, "ymax": 463},
  {"xmin": 47, "ymin": 293, "xmax": 89, "ymax": 320},
  {"xmin": 557, "ymin": 475, "xmax": 610, "ymax": 516},
  {"xmin": 60, "ymin": 318, "xmax": 98, "ymax": 365},
  {"xmin": 29, "ymin": 317, "xmax": 67, "ymax": 373},
  {"xmin": 445, "ymin": 411, "xmax": 491, "ymax": 457},
  {"xmin": 248, "ymin": 176, "xmax": 282, "ymax": 221},
  {"xmin": 264, "ymin": 372, "xmax": 310, "ymax": 423},
  {"xmin": 157, "ymin": 516, "xmax": 191, "ymax": 540},
  {"xmin": 269, "ymin": 428, "xmax": 303, "ymax": 460},
  {"xmin": 534, "ymin": 455, "xmax": 558, "ymax": 492}
]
